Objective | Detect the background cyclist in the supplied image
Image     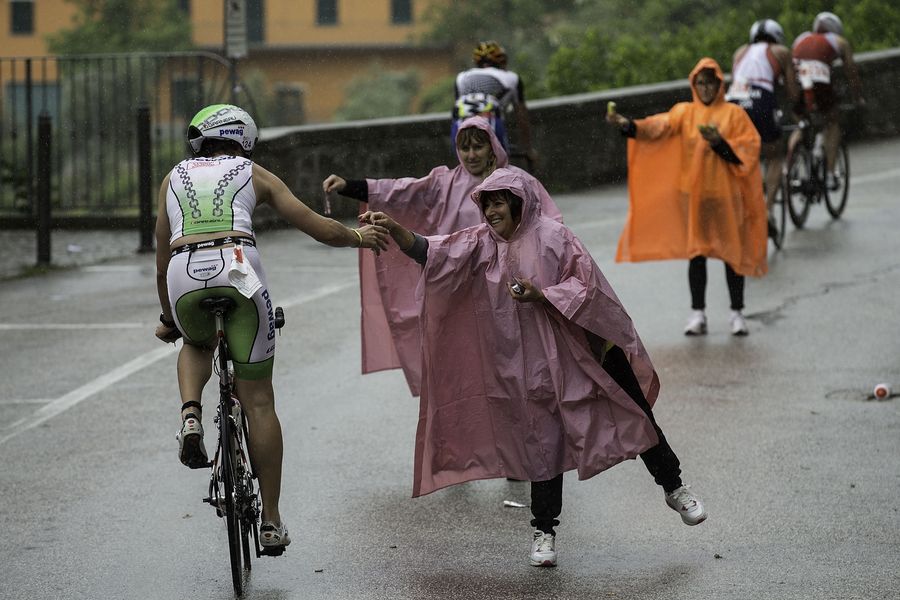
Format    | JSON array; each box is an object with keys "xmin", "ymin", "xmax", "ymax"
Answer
[
  {"xmin": 154, "ymin": 104, "xmax": 388, "ymax": 551},
  {"xmin": 453, "ymin": 40, "xmax": 537, "ymax": 167},
  {"xmin": 791, "ymin": 11, "xmax": 865, "ymax": 188},
  {"xmin": 728, "ymin": 19, "xmax": 799, "ymax": 235}
]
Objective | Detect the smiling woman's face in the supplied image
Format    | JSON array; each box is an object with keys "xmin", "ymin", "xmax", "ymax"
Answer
[{"xmin": 480, "ymin": 190, "xmax": 521, "ymax": 240}]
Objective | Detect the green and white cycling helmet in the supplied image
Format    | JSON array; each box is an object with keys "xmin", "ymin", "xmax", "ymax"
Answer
[{"xmin": 187, "ymin": 104, "xmax": 258, "ymax": 156}]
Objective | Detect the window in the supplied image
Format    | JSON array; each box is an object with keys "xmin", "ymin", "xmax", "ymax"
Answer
[
  {"xmin": 391, "ymin": 0, "xmax": 412, "ymax": 24},
  {"xmin": 317, "ymin": 0, "xmax": 337, "ymax": 25},
  {"xmin": 247, "ymin": 0, "xmax": 264, "ymax": 43},
  {"xmin": 10, "ymin": 0, "xmax": 34, "ymax": 35},
  {"xmin": 273, "ymin": 84, "xmax": 306, "ymax": 126},
  {"xmin": 5, "ymin": 82, "xmax": 60, "ymax": 126}
]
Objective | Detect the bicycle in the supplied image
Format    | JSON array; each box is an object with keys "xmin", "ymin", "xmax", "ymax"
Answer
[
  {"xmin": 199, "ymin": 296, "xmax": 285, "ymax": 596},
  {"xmin": 783, "ymin": 111, "xmax": 850, "ymax": 229},
  {"xmin": 763, "ymin": 160, "xmax": 788, "ymax": 250}
]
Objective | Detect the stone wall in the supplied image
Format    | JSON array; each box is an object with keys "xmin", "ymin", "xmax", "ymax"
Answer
[{"xmin": 254, "ymin": 48, "xmax": 899, "ymax": 219}]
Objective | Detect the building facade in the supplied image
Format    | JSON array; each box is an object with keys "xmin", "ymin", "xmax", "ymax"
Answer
[{"xmin": 0, "ymin": 0, "xmax": 454, "ymax": 124}]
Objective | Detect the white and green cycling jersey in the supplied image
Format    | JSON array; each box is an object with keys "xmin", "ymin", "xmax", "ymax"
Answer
[{"xmin": 166, "ymin": 155, "xmax": 257, "ymax": 243}]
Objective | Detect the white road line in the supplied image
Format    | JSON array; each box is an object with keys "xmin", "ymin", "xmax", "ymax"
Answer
[
  {"xmin": 0, "ymin": 323, "xmax": 144, "ymax": 330},
  {"xmin": 0, "ymin": 280, "xmax": 356, "ymax": 447},
  {"xmin": 0, "ymin": 399, "xmax": 52, "ymax": 405},
  {"xmin": 850, "ymin": 167, "xmax": 900, "ymax": 186}
]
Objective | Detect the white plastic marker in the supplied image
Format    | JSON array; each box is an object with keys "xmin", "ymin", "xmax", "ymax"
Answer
[{"xmin": 874, "ymin": 383, "xmax": 891, "ymax": 400}]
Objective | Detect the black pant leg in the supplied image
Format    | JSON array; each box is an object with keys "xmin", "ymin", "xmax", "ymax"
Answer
[
  {"xmin": 688, "ymin": 256, "xmax": 707, "ymax": 310},
  {"xmin": 724, "ymin": 262, "xmax": 745, "ymax": 310},
  {"xmin": 530, "ymin": 473, "xmax": 563, "ymax": 535},
  {"xmin": 599, "ymin": 344, "xmax": 683, "ymax": 493}
]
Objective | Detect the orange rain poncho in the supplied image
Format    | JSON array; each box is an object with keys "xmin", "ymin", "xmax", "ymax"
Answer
[{"xmin": 616, "ymin": 58, "xmax": 767, "ymax": 277}]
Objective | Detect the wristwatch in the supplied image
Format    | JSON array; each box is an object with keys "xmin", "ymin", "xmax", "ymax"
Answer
[{"xmin": 159, "ymin": 313, "xmax": 176, "ymax": 328}]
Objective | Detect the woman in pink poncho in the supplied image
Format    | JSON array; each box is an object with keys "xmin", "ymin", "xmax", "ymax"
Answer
[
  {"xmin": 360, "ymin": 168, "xmax": 706, "ymax": 568},
  {"xmin": 322, "ymin": 117, "xmax": 561, "ymax": 396}
]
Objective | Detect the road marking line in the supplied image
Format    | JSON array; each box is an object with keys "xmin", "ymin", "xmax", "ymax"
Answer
[
  {"xmin": 0, "ymin": 398, "xmax": 53, "ymax": 405},
  {"xmin": 0, "ymin": 323, "xmax": 144, "ymax": 330},
  {"xmin": 0, "ymin": 280, "xmax": 355, "ymax": 447},
  {"xmin": 851, "ymin": 167, "xmax": 900, "ymax": 185}
]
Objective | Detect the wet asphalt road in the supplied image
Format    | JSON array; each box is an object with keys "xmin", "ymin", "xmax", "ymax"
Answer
[{"xmin": 1, "ymin": 138, "xmax": 898, "ymax": 600}]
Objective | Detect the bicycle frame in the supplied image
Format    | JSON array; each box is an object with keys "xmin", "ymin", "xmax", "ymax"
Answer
[{"xmin": 201, "ymin": 300, "xmax": 262, "ymax": 596}]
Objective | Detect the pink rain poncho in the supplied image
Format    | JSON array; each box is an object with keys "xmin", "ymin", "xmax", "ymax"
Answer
[
  {"xmin": 411, "ymin": 168, "xmax": 659, "ymax": 497},
  {"xmin": 359, "ymin": 117, "xmax": 562, "ymax": 396}
]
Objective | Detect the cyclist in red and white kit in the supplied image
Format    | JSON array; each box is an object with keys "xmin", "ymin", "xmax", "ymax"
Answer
[
  {"xmin": 728, "ymin": 19, "xmax": 798, "ymax": 233},
  {"xmin": 791, "ymin": 12, "xmax": 864, "ymax": 187}
]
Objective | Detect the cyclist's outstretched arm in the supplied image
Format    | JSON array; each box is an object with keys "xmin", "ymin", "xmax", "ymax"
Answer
[
  {"xmin": 255, "ymin": 164, "xmax": 388, "ymax": 251},
  {"xmin": 772, "ymin": 44, "xmax": 800, "ymax": 104}
]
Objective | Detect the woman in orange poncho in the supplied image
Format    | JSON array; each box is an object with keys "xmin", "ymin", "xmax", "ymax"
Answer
[{"xmin": 608, "ymin": 57, "xmax": 766, "ymax": 336}]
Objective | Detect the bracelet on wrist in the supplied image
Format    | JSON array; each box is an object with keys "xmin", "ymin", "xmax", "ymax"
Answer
[{"xmin": 352, "ymin": 228, "xmax": 364, "ymax": 248}]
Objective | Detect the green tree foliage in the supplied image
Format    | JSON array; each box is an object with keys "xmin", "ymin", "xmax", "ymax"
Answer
[
  {"xmin": 47, "ymin": 0, "xmax": 193, "ymax": 54},
  {"xmin": 333, "ymin": 64, "xmax": 421, "ymax": 121},
  {"xmin": 419, "ymin": 0, "xmax": 900, "ymax": 101}
]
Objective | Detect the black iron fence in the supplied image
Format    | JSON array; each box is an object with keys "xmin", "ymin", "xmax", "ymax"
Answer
[{"xmin": 0, "ymin": 51, "xmax": 255, "ymax": 226}]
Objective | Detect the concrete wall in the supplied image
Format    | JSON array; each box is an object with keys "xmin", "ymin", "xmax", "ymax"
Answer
[{"xmin": 255, "ymin": 48, "xmax": 900, "ymax": 219}]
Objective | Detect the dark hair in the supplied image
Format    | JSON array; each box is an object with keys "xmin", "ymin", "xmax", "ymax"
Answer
[
  {"xmin": 456, "ymin": 126, "xmax": 492, "ymax": 149},
  {"xmin": 195, "ymin": 137, "xmax": 248, "ymax": 158},
  {"xmin": 479, "ymin": 189, "xmax": 523, "ymax": 221}
]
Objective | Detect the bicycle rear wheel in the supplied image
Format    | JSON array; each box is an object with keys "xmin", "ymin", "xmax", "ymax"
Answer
[
  {"xmin": 824, "ymin": 143, "xmax": 850, "ymax": 218},
  {"xmin": 770, "ymin": 177, "xmax": 787, "ymax": 250},
  {"xmin": 786, "ymin": 146, "xmax": 812, "ymax": 229},
  {"xmin": 221, "ymin": 416, "xmax": 244, "ymax": 596}
]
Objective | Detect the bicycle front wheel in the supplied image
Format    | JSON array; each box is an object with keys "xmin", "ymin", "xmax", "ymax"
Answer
[
  {"xmin": 824, "ymin": 144, "xmax": 850, "ymax": 219},
  {"xmin": 786, "ymin": 146, "xmax": 812, "ymax": 229},
  {"xmin": 222, "ymin": 417, "xmax": 244, "ymax": 596}
]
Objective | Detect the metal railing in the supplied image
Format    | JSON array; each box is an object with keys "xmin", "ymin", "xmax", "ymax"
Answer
[{"xmin": 0, "ymin": 51, "xmax": 253, "ymax": 224}]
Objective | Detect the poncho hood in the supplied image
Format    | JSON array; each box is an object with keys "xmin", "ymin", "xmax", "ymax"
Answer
[
  {"xmin": 455, "ymin": 116, "xmax": 509, "ymax": 170},
  {"xmin": 470, "ymin": 168, "xmax": 541, "ymax": 243},
  {"xmin": 689, "ymin": 57, "xmax": 727, "ymax": 105}
]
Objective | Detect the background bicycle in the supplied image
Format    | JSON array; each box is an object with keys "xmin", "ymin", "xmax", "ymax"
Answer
[{"xmin": 783, "ymin": 107, "xmax": 854, "ymax": 229}]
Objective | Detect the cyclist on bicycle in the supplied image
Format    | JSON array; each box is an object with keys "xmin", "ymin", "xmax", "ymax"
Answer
[
  {"xmin": 790, "ymin": 12, "xmax": 865, "ymax": 188},
  {"xmin": 453, "ymin": 40, "xmax": 537, "ymax": 165},
  {"xmin": 154, "ymin": 104, "xmax": 389, "ymax": 550},
  {"xmin": 728, "ymin": 19, "xmax": 799, "ymax": 235}
]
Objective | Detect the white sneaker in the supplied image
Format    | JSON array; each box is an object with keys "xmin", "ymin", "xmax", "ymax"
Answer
[
  {"xmin": 529, "ymin": 530, "xmax": 557, "ymax": 567},
  {"xmin": 684, "ymin": 310, "xmax": 707, "ymax": 336},
  {"xmin": 176, "ymin": 416, "xmax": 208, "ymax": 469},
  {"xmin": 730, "ymin": 311, "xmax": 749, "ymax": 336},
  {"xmin": 665, "ymin": 485, "xmax": 707, "ymax": 526},
  {"xmin": 260, "ymin": 521, "xmax": 291, "ymax": 548}
]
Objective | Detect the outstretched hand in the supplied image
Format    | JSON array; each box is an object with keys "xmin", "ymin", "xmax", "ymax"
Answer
[
  {"xmin": 355, "ymin": 222, "xmax": 391, "ymax": 254},
  {"xmin": 605, "ymin": 111, "xmax": 630, "ymax": 128},
  {"xmin": 322, "ymin": 174, "xmax": 347, "ymax": 194}
]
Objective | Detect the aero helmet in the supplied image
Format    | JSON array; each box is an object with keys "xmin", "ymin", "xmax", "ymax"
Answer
[
  {"xmin": 749, "ymin": 19, "xmax": 785, "ymax": 45},
  {"xmin": 455, "ymin": 92, "xmax": 499, "ymax": 119},
  {"xmin": 472, "ymin": 41, "xmax": 507, "ymax": 68},
  {"xmin": 187, "ymin": 104, "xmax": 258, "ymax": 156},
  {"xmin": 813, "ymin": 12, "xmax": 843, "ymax": 35}
]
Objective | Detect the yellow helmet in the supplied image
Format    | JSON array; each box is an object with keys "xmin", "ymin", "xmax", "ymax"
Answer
[{"xmin": 473, "ymin": 41, "xmax": 507, "ymax": 68}]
